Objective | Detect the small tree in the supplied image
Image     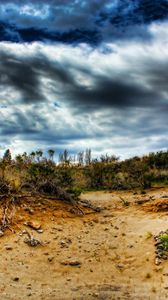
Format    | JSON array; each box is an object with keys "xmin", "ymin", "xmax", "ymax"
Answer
[
  {"xmin": 3, "ymin": 149, "xmax": 12, "ymax": 163},
  {"xmin": 30, "ymin": 151, "xmax": 36, "ymax": 162},
  {"xmin": 77, "ymin": 151, "xmax": 84, "ymax": 166},
  {"xmin": 48, "ymin": 149, "xmax": 55, "ymax": 161},
  {"xmin": 36, "ymin": 150, "xmax": 43, "ymax": 162},
  {"xmin": 0, "ymin": 149, "xmax": 12, "ymax": 179}
]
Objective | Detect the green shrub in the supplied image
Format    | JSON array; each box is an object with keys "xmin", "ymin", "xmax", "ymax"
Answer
[{"xmin": 160, "ymin": 234, "xmax": 168, "ymax": 251}]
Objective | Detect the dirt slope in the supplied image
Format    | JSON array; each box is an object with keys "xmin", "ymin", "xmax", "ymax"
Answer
[{"xmin": 1, "ymin": 189, "xmax": 168, "ymax": 299}]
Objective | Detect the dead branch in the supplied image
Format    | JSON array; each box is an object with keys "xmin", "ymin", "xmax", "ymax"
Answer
[
  {"xmin": 79, "ymin": 199, "xmax": 102, "ymax": 212},
  {"xmin": 23, "ymin": 230, "xmax": 43, "ymax": 247}
]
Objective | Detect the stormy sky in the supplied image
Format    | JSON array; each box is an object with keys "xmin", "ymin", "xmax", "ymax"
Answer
[{"xmin": 0, "ymin": 0, "xmax": 168, "ymax": 159}]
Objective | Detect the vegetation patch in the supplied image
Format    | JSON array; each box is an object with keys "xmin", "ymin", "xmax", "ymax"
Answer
[{"xmin": 154, "ymin": 230, "xmax": 168, "ymax": 264}]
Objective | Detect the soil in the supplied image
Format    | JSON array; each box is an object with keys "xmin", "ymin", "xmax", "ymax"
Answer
[{"xmin": 1, "ymin": 188, "xmax": 168, "ymax": 299}]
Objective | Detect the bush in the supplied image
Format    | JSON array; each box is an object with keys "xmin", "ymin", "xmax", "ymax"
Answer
[
  {"xmin": 160, "ymin": 234, "xmax": 168, "ymax": 251},
  {"xmin": 0, "ymin": 177, "xmax": 11, "ymax": 194}
]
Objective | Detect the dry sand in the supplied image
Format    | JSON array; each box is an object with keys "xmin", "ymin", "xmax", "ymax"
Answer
[{"xmin": 1, "ymin": 188, "xmax": 168, "ymax": 299}]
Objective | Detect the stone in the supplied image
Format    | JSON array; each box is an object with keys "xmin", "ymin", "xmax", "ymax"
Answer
[
  {"xmin": 48, "ymin": 257, "xmax": 54, "ymax": 262},
  {"xmin": 24, "ymin": 207, "xmax": 34, "ymax": 215},
  {"xmin": 155, "ymin": 258, "xmax": 161, "ymax": 265},
  {"xmin": 59, "ymin": 238, "xmax": 72, "ymax": 248},
  {"xmin": 25, "ymin": 221, "xmax": 41, "ymax": 230},
  {"xmin": 67, "ymin": 278, "xmax": 71, "ymax": 281},
  {"xmin": 0, "ymin": 230, "xmax": 4, "ymax": 237},
  {"xmin": 61, "ymin": 260, "xmax": 81, "ymax": 267},
  {"xmin": 128, "ymin": 244, "xmax": 134, "ymax": 248},
  {"xmin": 103, "ymin": 214, "xmax": 114, "ymax": 218},
  {"xmin": 92, "ymin": 292, "xmax": 99, "ymax": 297},
  {"xmin": 37, "ymin": 229, "xmax": 43, "ymax": 234},
  {"xmin": 116, "ymin": 264, "xmax": 124, "ymax": 270},
  {"xmin": 5, "ymin": 245, "xmax": 13, "ymax": 250},
  {"xmin": 13, "ymin": 277, "xmax": 19, "ymax": 282},
  {"xmin": 104, "ymin": 227, "xmax": 109, "ymax": 231}
]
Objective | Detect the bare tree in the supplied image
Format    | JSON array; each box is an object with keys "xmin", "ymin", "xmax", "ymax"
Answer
[
  {"xmin": 85, "ymin": 149, "xmax": 91, "ymax": 165},
  {"xmin": 77, "ymin": 151, "xmax": 84, "ymax": 166}
]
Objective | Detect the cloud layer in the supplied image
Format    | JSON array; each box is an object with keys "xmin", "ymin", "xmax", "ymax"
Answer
[
  {"xmin": 0, "ymin": 0, "xmax": 168, "ymax": 43},
  {"xmin": 0, "ymin": 20, "xmax": 168, "ymax": 158},
  {"xmin": 0, "ymin": 1, "xmax": 168, "ymax": 158}
]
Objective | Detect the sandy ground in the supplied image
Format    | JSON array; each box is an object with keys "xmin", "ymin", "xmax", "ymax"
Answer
[{"xmin": 1, "ymin": 188, "xmax": 168, "ymax": 299}]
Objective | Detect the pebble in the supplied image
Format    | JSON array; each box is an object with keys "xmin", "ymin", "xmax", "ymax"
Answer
[
  {"xmin": 61, "ymin": 260, "xmax": 81, "ymax": 267},
  {"xmin": 24, "ymin": 207, "xmax": 34, "ymax": 215},
  {"xmin": 13, "ymin": 277, "xmax": 19, "ymax": 282},
  {"xmin": 25, "ymin": 221, "xmax": 41, "ymax": 230},
  {"xmin": 48, "ymin": 256, "xmax": 54, "ymax": 262},
  {"xmin": 5, "ymin": 245, "xmax": 13, "ymax": 250},
  {"xmin": 0, "ymin": 230, "xmax": 4, "ymax": 237},
  {"xmin": 37, "ymin": 229, "xmax": 43, "ymax": 234},
  {"xmin": 155, "ymin": 258, "xmax": 161, "ymax": 265},
  {"xmin": 116, "ymin": 264, "xmax": 124, "ymax": 270},
  {"xmin": 128, "ymin": 244, "xmax": 134, "ymax": 248}
]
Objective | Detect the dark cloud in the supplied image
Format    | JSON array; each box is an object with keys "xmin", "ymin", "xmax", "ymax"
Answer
[
  {"xmin": 0, "ymin": 49, "xmax": 74, "ymax": 103},
  {"xmin": 67, "ymin": 77, "xmax": 160, "ymax": 110},
  {"xmin": 0, "ymin": 43, "xmax": 168, "ymax": 110},
  {"xmin": 0, "ymin": 1, "xmax": 168, "ymax": 44}
]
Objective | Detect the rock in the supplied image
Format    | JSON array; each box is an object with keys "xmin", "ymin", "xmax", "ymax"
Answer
[
  {"xmin": 24, "ymin": 236, "xmax": 42, "ymax": 247},
  {"xmin": 88, "ymin": 221, "xmax": 94, "ymax": 227},
  {"xmin": 5, "ymin": 245, "xmax": 13, "ymax": 250},
  {"xmin": 0, "ymin": 230, "xmax": 4, "ymax": 237},
  {"xmin": 37, "ymin": 229, "xmax": 43, "ymax": 234},
  {"xmin": 48, "ymin": 257, "xmax": 54, "ymax": 262},
  {"xmin": 155, "ymin": 241, "xmax": 162, "ymax": 246},
  {"xmin": 92, "ymin": 292, "xmax": 99, "ymax": 297},
  {"xmin": 19, "ymin": 230, "xmax": 27, "ymax": 236},
  {"xmin": 92, "ymin": 218, "xmax": 99, "ymax": 223},
  {"xmin": 116, "ymin": 264, "xmax": 124, "ymax": 270},
  {"xmin": 155, "ymin": 258, "xmax": 161, "ymax": 265},
  {"xmin": 114, "ymin": 226, "xmax": 119, "ymax": 230},
  {"xmin": 135, "ymin": 199, "xmax": 150, "ymax": 205},
  {"xmin": 104, "ymin": 227, "xmax": 109, "ymax": 231},
  {"xmin": 127, "ymin": 244, "xmax": 134, "ymax": 248},
  {"xmin": 61, "ymin": 260, "xmax": 81, "ymax": 267},
  {"xmin": 24, "ymin": 207, "xmax": 34, "ymax": 215},
  {"xmin": 103, "ymin": 214, "xmax": 114, "ymax": 218},
  {"xmin": 25, "ymin": 221, "xmax": 41, "ymax": 230},
  {"xmin": 59, "ymin": 238, "xmax": 72, "ymax": 248},
  {"xmin": 54, "ymin": 226, "xmax": 63, "ymax": 232},
  {"xmin": 157, "ymin": 245, "xmax": 164, "ymax": 250},
  {"xmin": 27, "ymin": 284, "xmax": 32, "ymax": 289},
  {"xmin": 13, "ymin": 277, "xmax": 19, "ymax": 282}
]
